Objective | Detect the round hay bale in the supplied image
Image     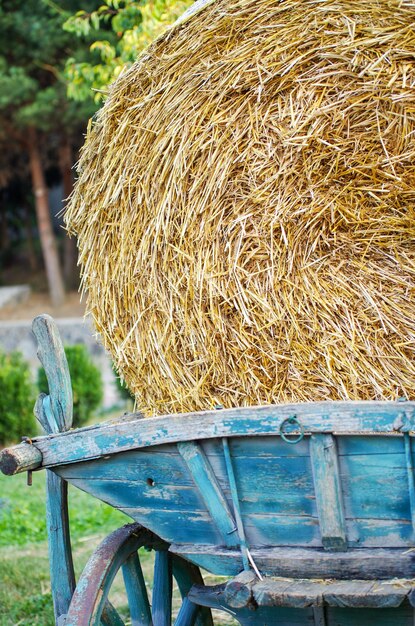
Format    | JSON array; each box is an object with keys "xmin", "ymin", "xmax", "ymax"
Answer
[{"xmin": 66, "ymin": 0, "xmax": 415, "ymax": 415}]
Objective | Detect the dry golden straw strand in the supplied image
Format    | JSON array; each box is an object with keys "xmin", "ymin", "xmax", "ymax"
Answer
[{"xmin": 66, "ymin": 0, "xmax": 415, "ymax": 415}]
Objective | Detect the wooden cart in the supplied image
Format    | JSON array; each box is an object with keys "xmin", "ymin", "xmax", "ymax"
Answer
[{"xmin": 2, "ymin": 314, "xmax": 415, "ymax": 625}]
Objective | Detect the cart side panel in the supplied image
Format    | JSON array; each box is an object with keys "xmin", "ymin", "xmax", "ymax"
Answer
[{"xmin": 55, "ymin": 432, "xmax": 414, "ymax": 558}]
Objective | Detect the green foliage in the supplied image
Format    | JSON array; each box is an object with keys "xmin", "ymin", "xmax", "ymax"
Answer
[
  {"xmin": 38, "ymin": 344, "xmax": 103, "ymax": 428},
  {"xmin": 0, "ymin": 351, "xmax": 36, "ymax": 446},
  {"xmin": 64, "ymin": 0, "xmax": 193, "ymax": 103},
  {"xmin": 114, "ymin": 369, "xmax": 134, "ymax": 401},
  {"xmin": 0, "ymin": 1, "xmax": 94, "ymax": 130}
]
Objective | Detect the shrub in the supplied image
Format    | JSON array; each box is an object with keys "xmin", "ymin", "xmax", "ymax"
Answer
[
  {"xmin": 0, "ymin": 351, "xmax": 36, "ymax": 445},
  {"xmin": 113, "ymin": 368, "xmax": 134, "ymax": 402},
  {"xmin": 38, "ymin": 345, "xmax": 103, "ymax": 428}
]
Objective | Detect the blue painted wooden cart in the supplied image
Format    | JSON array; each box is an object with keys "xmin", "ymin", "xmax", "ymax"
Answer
[{"xmin": 2, "ymin": 314, "xmax": 415, "ymax": 625}]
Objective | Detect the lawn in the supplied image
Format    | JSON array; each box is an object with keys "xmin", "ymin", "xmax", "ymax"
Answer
[
  {"xmin": 0, "ymin": 465, "xmax": 235, "ymax": 625},
  {"xmin": 0, "ymin": 469, "xmax": 128, "ymax": 625}
]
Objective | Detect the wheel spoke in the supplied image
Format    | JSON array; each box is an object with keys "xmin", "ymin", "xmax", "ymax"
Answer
[
  {"xmin": 152, "ymin": 550, "xmax": 172, "ymax": 626},
  {"xmin": 172, "ymin": 556, "xmax": 213, "ymax": 626},
  {"xmin": 122, "ymin": 551, "xmax": 152, "ymax": 626},
  {"xmin": 174, "ymin": 599, "xmax": 199, "ymax": 626},
  {"xmin": 101, "ymin": 600, "xmax": 125, "ymax": 626},
  {"xmin": 65, "ymin": 524, "xmax": 156, "ymax": 626}
]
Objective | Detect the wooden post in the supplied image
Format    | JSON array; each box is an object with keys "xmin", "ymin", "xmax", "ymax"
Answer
[{"xmin": 32, "ymin": 315, "xmax": 75, "ymax": 621}]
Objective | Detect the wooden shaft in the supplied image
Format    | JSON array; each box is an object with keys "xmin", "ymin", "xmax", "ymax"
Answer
[{"xmin": 0, "ymin": 443, "xmax": 43, "ymax": 475}]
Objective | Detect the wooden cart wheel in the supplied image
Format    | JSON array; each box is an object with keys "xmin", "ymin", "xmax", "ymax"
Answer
[{"xmin": 63, "ymin": 523, "xmax": 213, "ymax": 626}]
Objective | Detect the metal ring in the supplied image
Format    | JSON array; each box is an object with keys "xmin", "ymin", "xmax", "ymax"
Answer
[{"xmin": 279, "ymin": 416, "xmax": 304, "ymax": 444}]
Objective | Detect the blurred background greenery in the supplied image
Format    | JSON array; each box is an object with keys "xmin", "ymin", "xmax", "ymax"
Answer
[
  {"xmin": 0, "ymin": 0, "xmax": 192, "ymax": 304},
  {"xmin": 0, "ymin": 3, "xmax": 199, "ymax": 624}
]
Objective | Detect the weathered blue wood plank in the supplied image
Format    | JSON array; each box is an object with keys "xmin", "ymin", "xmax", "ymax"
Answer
[
  {"xmin": 172, "ymin": 555, "xmax": 213, "ymax": 626},
  {"xmin": 404, "ymin": 433, "xmax": 415, "ymax": 535},
  {"xmin": 337, "ymin": 435, "xmax": 404, "ymax": 456},
  {"xmin": 120, "ymin": 508, "xmax": 221, "ymax": 544},
  {"xmin": 121, "ymin": 552, "xmax": 152, "ymax": 626},
  {"xmin": 174, "ymin": 598, "xmax": 199, "ymax": 626},
  {"xmin": 310, "ymin": 435, "xmax": 347, "ymax": 551},
  {"xmin": 57, "ymin": 457, "xmax": 415, "ymax": 551},
  {"xmin": 152, "ymin": 551, "xmax": 172, "ymax": 626},
  {"xmin": 177, "ymin": 441, "xmax": 238, "ymax": 547},
  {"xmin": 222, "ymin": 437, "xmax": 250, "ymax": 570},
  {"xmin": 29, "ymin": 401, "xmax": 415, "ymax": 469},
  {"xmin": 324, "ymin": 606, "xmax": 414, "ymax": 626},
  {"xmin": 56, "ymin": 447, "xmax": 317, "ymax": 517},
  {"xmin": 32, "ymin": 314, "xmax": 73, "ymax": 433},
  {"xmin": 203, "ymin": 436, "xmax": 310, "ymax": 458},
  {"xmin": 345, "ymin": 517, "xmax": 413, "ymax": 547},
  {"xmin": 206, "ymin": 447, "xmax": 316, "ymax": 516},
  {"xmin": 68, "ymin": 478, "xmax": 205, "ymax": 511},
  {"xmin": 171, "ymin": 545, "xmax": 415, "ymax": 579},
  {"xmin": 46, "ymin": 472, "xmax": 76, "ymax": 619},
  {"xmin": 187, "ymin": 583, "xmax": 316, "ymax": 626},
  {"xmin": 57, "ymin": 446, "xmax": 194, "ymax": 484},
  {"xmin": 339, "ymin": 455, "xmax": 410, "ymax": 520},
  {"xmin": 32, "ymin": 315, "xmax": 75, "ymax": 623}
]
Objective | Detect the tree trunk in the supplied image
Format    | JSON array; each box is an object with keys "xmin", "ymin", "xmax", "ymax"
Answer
[
  {"xmin": 27, "ymin": 127, "xmax": 65, "ymax": 307},
  {"xmin": 23, "ymin": 203, "xmax": 38, "ymax": 272},
  {"xmin": 59, "ymin": 136, "xmax": 78, "ymax": 290},
  {"xmin": 0, "ymin": 205, "xmax": 10, "ymax": 253}
]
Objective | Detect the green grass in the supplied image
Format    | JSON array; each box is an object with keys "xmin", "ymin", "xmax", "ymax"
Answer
[
  {"xmin": 0, "ymin": 470, "xmax": 127, "ymax": 547},
  {"xmin": 0, "ymin": 470, "xmax": 129, "ymax": 625},
  {"xmin": 0, "ymin": 471, "xmax": 235, "ymax": 625}
]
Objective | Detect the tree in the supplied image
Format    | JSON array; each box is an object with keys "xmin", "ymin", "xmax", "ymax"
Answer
[
  {"xmin": 0, "ymin": 1, "xmax": 99, "ymax": 303},
  {"xmin": 63, "ymin": 0, "xmax": 193, "ymax": 103}
]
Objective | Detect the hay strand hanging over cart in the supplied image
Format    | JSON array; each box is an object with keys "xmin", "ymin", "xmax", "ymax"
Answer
[{"xmin": 66, "ymin": 0, "xmax": 415, "ymax": 415}]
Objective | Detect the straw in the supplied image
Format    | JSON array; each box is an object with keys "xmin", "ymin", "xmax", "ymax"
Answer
[{"xmin": 65, "ymin": 0, "xmax": 415, "ymax": 415}]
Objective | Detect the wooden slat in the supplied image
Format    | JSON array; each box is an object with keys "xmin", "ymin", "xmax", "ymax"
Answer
[
  {"xmin": 325, "ymin": 605, "xmax": 414, "ymax": 626},
  {"xmin": 323, "ymin": 580, "xmax": 410, "ymax": 608},
  {"xmin": 252, "ymin": 578, "xmax": 412, "ymax": 609},
  {"xmin": 124, "ymin": 507, "xmax": 221, "ymax": 544},
  {"xmin": 26, "ymin": 401, "xmax": 415, "ymax": 469},
  {"xmin": 221, "ymin": 437, "xmax": 250, "ymax": 569},
  {"xmin": 313, "ymin": 606, "xmax": 326, "ymax": 626},
  {"xmin": 32, "ymin": 315, "xmax": 75, "ymax": 624},
  {"xmin": 253, "ymin": 579, "xmax": 303, "ymax": 607},
  {"xmin": 404, "ymin": 433, "xmax": 415, "ymax": 535},
  {"xmin": 32, "ymin": 314, "xmax": 73, "ymax": 433},
  {"xmin": 177, "ymin": 441, "xmax": 238, "ymax": 547},
  {"xmin": 172, "ymin": 554, "xmax": 213, "ymax": 626},
  {"xmin": 174, "ymin": 598, "xmax": 199, "ymax": 626},
  {"xmin": 152, "ymin": 551, "xmax": 172, "ymax": 626},
  {"xmin": 121, "ymin": 552, "xmax": 152, "ymax": 625},
  {"xmin": 46, "ymin": 472, "xmax": 76, "ymax": 618},
  {"xmin": 310, "ymin": 434, "xmax": 347, "ymax": 551},
  {"xmin": 170, "ymin": 545, "xmax": 415, "ymax": 579}
]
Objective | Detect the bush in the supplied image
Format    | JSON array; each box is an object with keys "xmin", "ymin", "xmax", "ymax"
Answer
[
  {"xmin": 113, "ymin": 368, "xmax": 134, "ymax": 402},
  {"xmin": 37, "ymin": 345, "xmax": 103, "ymax": 428},
  {"xmin": 0, "ymin": 351, "xmax": 36, "ymax": 445}
]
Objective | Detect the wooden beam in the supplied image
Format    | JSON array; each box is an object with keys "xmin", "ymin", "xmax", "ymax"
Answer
[
  {"xmin": 178, "ymin": 441, "xmax": 238, "ymax": 547},
  {"xmin": 404, "ymin": 433, "xmax": 415, "ymax": 535},
  {"xmin": 170, "ymin": 545, "xmax": 415, "ymax": 579},
  {"xmin": 310, "ymin": 434, "xmax": 347, "ymax": 551},
  {"xmin": 0, "ymin": 443, "xmax": 42, "ymax": 475},
  {"xmin": 10, "ymin": 401, "xmax": 415, "ymax": 470},
  {"xmin": 32, "ymin": 314, "xmax": 73, "ymax": 433},
  {"xmin": 152, "ymin": 551, "xmax": 172, "ymax": 626}
]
